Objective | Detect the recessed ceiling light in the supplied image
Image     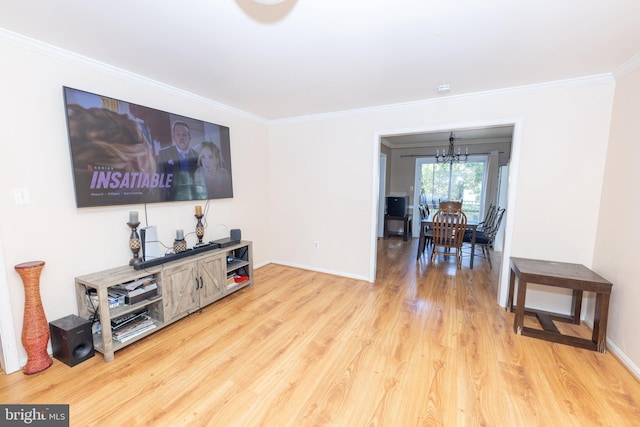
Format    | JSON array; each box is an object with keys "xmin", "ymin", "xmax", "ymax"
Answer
[
  {"xmin": 253, "ymin": 0, "xmax": 286, "ymax": 4},
  {"xmin": 437, "ymin": 84, "xmax": 451, "ymax": 93}
]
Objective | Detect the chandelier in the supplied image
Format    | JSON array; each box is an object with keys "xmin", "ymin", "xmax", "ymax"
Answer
[{"xmin": 435, "ymin": 133, "xmax": 468, "ymax": 164}]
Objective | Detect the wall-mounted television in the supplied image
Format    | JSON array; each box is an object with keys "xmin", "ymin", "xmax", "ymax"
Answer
[{"xmin": 63, "ymin": 86, "xmax": 233, "ymax": 208}]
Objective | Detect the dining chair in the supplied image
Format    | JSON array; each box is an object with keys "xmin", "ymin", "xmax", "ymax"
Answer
[
  {"xmin": 438, "ymin": 200, "xmax": 463, "ymax": 211},
  {"xmin": 416, "ymin": 204, "xmax": 433, "ymax": 260},
  {"xmin": 464, "ymin": 203, "xmax": 496, "ymax": 240},
  {"xmin": 419, "ymin": 204, "xmax": 430, "ymax": 219},
  {"xmin": 430, "ymin": 206, "xmax": 467, "ymax": 269},
  {"xmin": 478, "ymin": 204, "xmax": 497, "ymax": 232},
  {"xmin": 464, "ymin": 207, "xmax": 505, "ymax": 269},
  {"xmin": 419, "ymin": 204, "xmax": 431, "ymax": 244}
]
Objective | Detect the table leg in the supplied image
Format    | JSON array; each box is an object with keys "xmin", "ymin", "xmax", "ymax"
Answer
[
  {"xmin": 469, "ymin": 227, "xmax": 477, "ymax": 269},
  {"xmin": 417, "ymin": 232, "xmax": 425, "ymax": 260},
  {"xmin": 507, "ymin": 268, "xmax": 516, "ymax": 312},
  {"xmin": 570, "ymin": 289, "xmax": 583, "ymax": 325},
  {"xmin": 514, "ymin": 275, "xmax": 527, "ymax": 335},
  {"xmin": 593, "ymin": 292, "xmax": 610, "ymax": 353},
  {"xmin": 403, "ymin": 217, "xmax": 409, "ymax": 241}
]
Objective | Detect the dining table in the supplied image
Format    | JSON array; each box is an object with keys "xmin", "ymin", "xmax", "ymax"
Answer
[{"xmin": 416, "ymin": 214, "xmax": 478, "ymax": 268}]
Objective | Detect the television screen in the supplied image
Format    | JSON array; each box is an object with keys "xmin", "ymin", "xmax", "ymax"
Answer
[
  {"xmin": 63, "ymin": 86, "xmax": 233, "ymax": 208},
  {"xmin": 386, "ymin": 196, "xmax": 408, "ymax": 217}
]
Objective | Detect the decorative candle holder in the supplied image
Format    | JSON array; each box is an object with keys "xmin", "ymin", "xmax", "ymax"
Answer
[
  {"xmin": 173, "ymin": 238, "xmax": 187, "ymax": 253},
  {"xmin": 194, "ymin": 213, "xmax": 205, "ymax": 246},
  {"xmin": 174, "ymin": 229, "xmax": 187, "ymax": 253},
  {"xmin": 127, "ymin": 221, "xmax": 142, "ymax": 266}
]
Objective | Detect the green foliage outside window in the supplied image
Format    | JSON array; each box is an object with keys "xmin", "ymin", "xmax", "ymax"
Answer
[{"xmin": 420, "ymin": 159, "xmax": 486, "ymax": 222}]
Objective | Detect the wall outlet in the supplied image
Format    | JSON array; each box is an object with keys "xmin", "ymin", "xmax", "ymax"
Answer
[{"xmin": 313, "ymin": 241, "xmax": 320, "ymax": 249}]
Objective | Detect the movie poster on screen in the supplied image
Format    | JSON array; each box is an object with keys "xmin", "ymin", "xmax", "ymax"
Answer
[{"xmin": 63, "ymin": 87, "xmax": 233, "ymax": 208}]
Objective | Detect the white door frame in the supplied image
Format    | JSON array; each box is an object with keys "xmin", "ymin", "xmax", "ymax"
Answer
[
  {"xmin": 371, "ymin": 117, "xmax": 522, "ymax": 308},
  {"xmin": 378, "ymin": 153, "xmax": 387, "ymax": 238}
]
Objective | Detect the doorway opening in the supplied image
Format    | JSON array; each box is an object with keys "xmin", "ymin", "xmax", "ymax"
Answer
[{"xmin": 373, "ymin": 122, "xmax": 518, "ymax": 306}]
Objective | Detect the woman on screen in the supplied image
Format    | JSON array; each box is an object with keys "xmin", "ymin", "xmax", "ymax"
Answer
[{"xmin": 195, "ymin": 141, "xmax": 232, "ymax": 199}]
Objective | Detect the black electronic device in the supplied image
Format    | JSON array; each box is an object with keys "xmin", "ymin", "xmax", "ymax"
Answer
[
  {"xmin": 386, "ymin": 196, "xmax": 408, "ymax": 217},
  {"xmin": 49, "ymin": 314, "xmax": 95, "ymax": 367},
  {"xmin": 212, "ymin": 237, "xmax": 240, "ymax": 248},
  {"xmin": 133, "ymin": 241, "xmax": 220, "ymax": 270},
  {"xmin": 140, "ymin": 227, "xmax": 149, "ymax": 261}
]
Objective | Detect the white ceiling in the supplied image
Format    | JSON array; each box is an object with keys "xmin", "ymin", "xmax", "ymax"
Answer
[{"xmin": 1, "ymin": 1, "xmax": 639, "ymax": 120}]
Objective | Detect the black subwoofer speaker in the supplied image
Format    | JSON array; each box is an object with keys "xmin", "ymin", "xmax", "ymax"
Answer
[{"xmin": 49, "ymin": 314, "xmax": 94, "ymax": 367}]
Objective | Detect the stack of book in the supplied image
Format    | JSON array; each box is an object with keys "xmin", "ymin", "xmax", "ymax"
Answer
[{"xmin": 111, "ymin": 309, "xmax": 156, "ymax": 343}]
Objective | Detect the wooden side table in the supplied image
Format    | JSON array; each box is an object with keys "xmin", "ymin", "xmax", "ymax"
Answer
[
  {"xmin": 383, "ymin": 215, "xmax": 412, "ymax": 241},
  {"xmin": 507, "ymin": 257, "xmax": 612, "ymax": 353}
]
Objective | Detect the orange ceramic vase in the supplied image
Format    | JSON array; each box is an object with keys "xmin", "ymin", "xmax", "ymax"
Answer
[{"xmin": 15, "ymin": 261, "xmax": 53, "ymax": 375}]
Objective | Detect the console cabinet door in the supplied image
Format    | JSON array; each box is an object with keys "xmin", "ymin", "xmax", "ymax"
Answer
[
  {"xmin": 162, "ymin": 262, "xmax": 199, "ymax": 322},
  {"xmin": 198, "ymin": 255, "xmax": 225, "ymax": 306}
]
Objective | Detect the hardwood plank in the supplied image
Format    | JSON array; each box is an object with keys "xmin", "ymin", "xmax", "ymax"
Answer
[{"xmin": 1, "ymin": 239, "xmax": 640, "ymax": 426}]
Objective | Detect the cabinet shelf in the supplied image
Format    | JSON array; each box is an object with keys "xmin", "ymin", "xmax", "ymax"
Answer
[
  {"xmin": 227, "ymin": 259, "xmax": 249, "ymax": 272},
  {"xmin": 93, "ymin": 318, "xmax": 164, "ymax": 353},
  {"xmin": 226, "ymin": 279, "xmax": 251, "ymax": 291},
  {"xmin": 109, "ymin": 295, "xmax": 163, "ymax": 318},
  {"xmin": 75, "ymin": 241, "xmax": 253, "ymax": 362},
  {"xmin": 86, "ymin": 295, "xmax": 164, "ymax": 317}
]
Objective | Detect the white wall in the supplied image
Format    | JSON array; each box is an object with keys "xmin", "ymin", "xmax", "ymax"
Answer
[
  {"xmin": 269, "ymin": 80, "xmax": 614, "ymax": 291},
  {"xmin": 0, "ymin": 34, "xmax": 271, "ymax": 371},
  {"xmin": 267, "ymin": 116, "xmax": 375, "ymax": 279},
  {"xmin": 593, "ymin": 61, "xmax": 640, "ymax": 378}
]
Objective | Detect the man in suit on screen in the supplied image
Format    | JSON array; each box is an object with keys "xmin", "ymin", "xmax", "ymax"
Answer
[{"xmin": 158, "ymin": 121, "xmax": 200, "ymax": 200}]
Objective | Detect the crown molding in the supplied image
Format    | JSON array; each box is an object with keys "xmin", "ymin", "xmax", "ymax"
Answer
[
  {"xmin": 271, "ymin": 73, "xmax": 614, "ymax": 125},
  {"xmin": 613, "ymin": 51, "xmax": 640, "ymax": 80},
  {"xmin": 0, "ymin": 28, "xmax": 268, "ymax": 124}
]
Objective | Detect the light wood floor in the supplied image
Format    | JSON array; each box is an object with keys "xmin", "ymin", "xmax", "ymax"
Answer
[{"xmin": 2, "ymin": 238, "xmax": 640, "ymax": 426}]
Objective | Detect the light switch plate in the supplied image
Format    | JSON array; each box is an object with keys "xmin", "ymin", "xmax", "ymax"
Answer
[{"xmin": 14, "ymin": 188, "xmax": 31, "ymax": 205}]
